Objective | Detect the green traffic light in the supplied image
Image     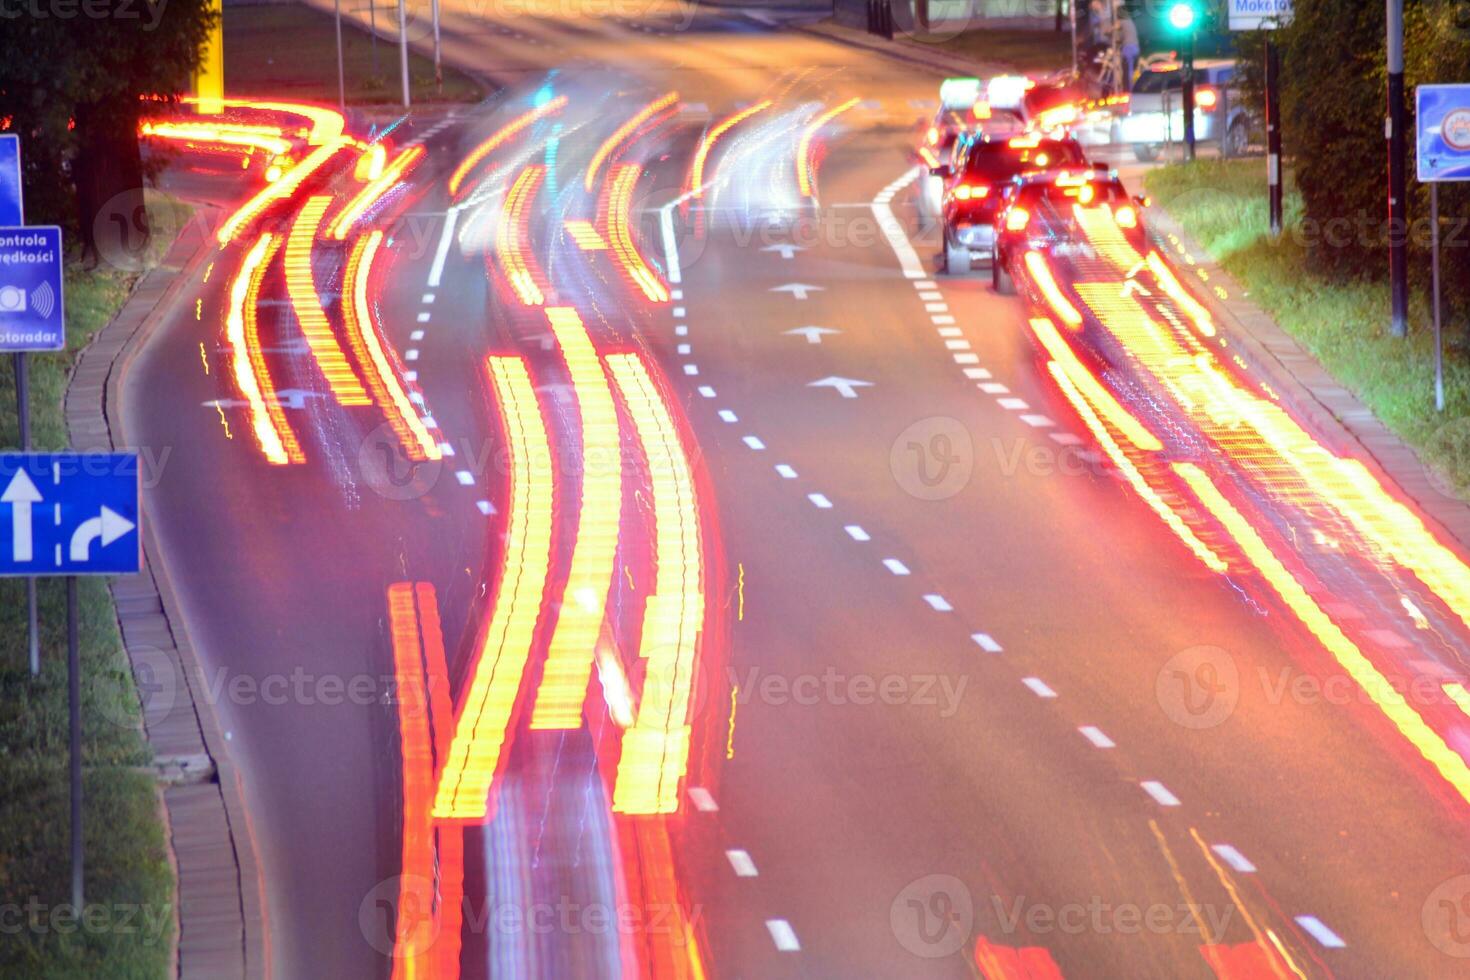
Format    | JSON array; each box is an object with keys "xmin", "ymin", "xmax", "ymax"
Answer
[{"xmin": 1168, "ymin": 2, "xmax": 1196, "ymax": 31}]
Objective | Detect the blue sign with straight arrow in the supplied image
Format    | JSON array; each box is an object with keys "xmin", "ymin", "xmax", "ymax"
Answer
[{"xmin": 0, "ymin": 453, "xmax": 140, "ymax": 576}]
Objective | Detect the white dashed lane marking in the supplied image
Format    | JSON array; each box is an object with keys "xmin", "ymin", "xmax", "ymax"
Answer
[
  {"xmin": 1140, "ymin": 781, "xmax": 1181, "ymax": 807},
  {"xmin": 743, "ymin": 436, "xmax": 766, "ymax": 450},
  {"xmin": 698, "ymin": 386, "xmax": 716, "ymax": 398},
  {"xmin": 845, "ymin": 525, "xmax": 870, "ymax": 541},
  {"xmin": 1078, "ymin": 726, "xmax": 1116, "ymax": 748},
  {"xmin": 883, "ymin": 558, "xmax": 910, "ymax": 576},
  {"xmin": 1211, "ymin": 845, "xmax": 1256, "ymax": 873},
  {"xmin": 726, "ymin": 850, "xmax": 759, "ymax": 877},
  {"xmin": 718, "ymin": 409, "xmax": 738, "ymax": 423},
  {"xmin": 923, "ymin": 594, "xmax": 953, "ymax": 612},
  {"xmin": 766, "ymin": 920, "xmax": 801, "ymax": 952},
  {"xmin": 1022, "ymin": 677, "xmax": 1058, "ymax": 699},
  {"xmin": 689, "ymin": 787, "xmax": 718, "ymax": 812},
  {"xmin": 1295, "ymin": 916, "xmax": 1346, "ymax": 949},
  {"xmin": 971, "ymin": 633, "xmax": 1003, "ymax": 652},
  {"xmin": 775, "ymin": 464, "xmax": 797, "ymax": 478},
  {"xmin": 808, "ymin": 493, "xmax": 833, "ymax": 509}
]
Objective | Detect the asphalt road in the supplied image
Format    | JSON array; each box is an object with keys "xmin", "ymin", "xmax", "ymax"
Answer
[{"xmin": 124, "ymin": 5, "xmax": 1470, "ymax": 978}]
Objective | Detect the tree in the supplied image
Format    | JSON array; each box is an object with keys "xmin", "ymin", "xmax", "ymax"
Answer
[
  {"xmin": 1269, "ymin": 0, "xmax": 1470, "ymax": 323},
  {"xmin": 0, "ymin": 0, "xmax": 215, "ymax": 261}
]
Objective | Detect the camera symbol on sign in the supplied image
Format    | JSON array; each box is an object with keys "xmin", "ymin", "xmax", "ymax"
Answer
[{"xmin": 0, "ymin": 281, "xmax": 55, "ymax": 318}]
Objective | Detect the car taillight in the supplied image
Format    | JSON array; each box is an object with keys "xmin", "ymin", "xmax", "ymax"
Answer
[
  {"xmin": 1077, "ymin": 183, "xmax": 1096, "ymax": 205},
  {"xmin": 1196, "ymin": 88, "xmax": 1218, "ymax": 109},
  {"xmin": 952, "ymin": 183, "xmax": 989, "ymax": 201},
  {"xmin": 1114, "ymin": 205, "xmax": 1138, "ymax": 229},
  {"xmin": 926, "ymin": 126, "xmax": 940, "ymax": 145},
  {"xmin": 1005, "ymin": 207, "xmax": 1030, "ymax": 231}
]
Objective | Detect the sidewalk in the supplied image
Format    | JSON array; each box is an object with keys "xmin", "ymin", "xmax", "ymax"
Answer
[
  {"xmin": 65, "ymin": 212, "xmax": 267, "ymax": 980},
  {"xmin": 1143, "ymin": 204, "xmax": 1470, "ymax": 553}
]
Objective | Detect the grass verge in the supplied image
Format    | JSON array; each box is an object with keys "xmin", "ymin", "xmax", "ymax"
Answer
[
  {"xmin": 224, "ymin": 2, "xmax": 485, "ymax": 106},
  {"xmin": 0, "ymin": 199, "xmax": 180, "ymax": 978},
  {"xmin": 1144, "ymin": 158, "xmax": 1470, "ymax": 494}
]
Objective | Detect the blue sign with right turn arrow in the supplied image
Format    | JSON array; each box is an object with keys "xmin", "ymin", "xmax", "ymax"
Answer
[{"xmin": 0, "ymin": 453, "xmax": 140, "ymax": 576}]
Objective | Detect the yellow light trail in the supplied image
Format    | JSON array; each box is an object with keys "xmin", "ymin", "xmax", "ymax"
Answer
[
  {"xmin": 796, "ymin": 97, "xmax": 859, "ymax": 198},
  {"xmin": 584, "ymin": 91, "xmax": 679, "ymax": 193},
  {"xmin": 606, "ymin": 351, "xmax": 705, "ymax": 814},
  {"xmin": 606, "ymin": 165, "xmax": 670, "ymax": 303},
  {"xmin": 342, "ymin": 231, "xmax": 441, "ymax": 462},
  {"xmin": 447, "ymin": 94, "xmax": 568, "ymax": 195},
  {"xmin": 140, "ymin": 120, "xmax": 293, "ymax": 158},
  {"xmin": 1024, "ymin": 250, "xmax": 1084, "ymax": 328},
  {"xmin": 497, "ymin": 166, "xmax": 548, "ymax": 306},
  {"xmin": 330, "ymin": 145, "xmax": 425, "ymax": 240},
  {"xmin": 565, "ymin": 219, "xmax": 609, "ymax": 251},
  {"xmin": 284, "ymin": 197, "xmax": 371, "ymax": 405},
  {"xmin": 216, "ymin": 139, "xmax": 347, "ymax": 244},
  {"xmin": 225, "ymin": 234, "xmax": 302, "ymax": 464},
  {"xmin": 529, "ymin": 307, "xmax": 626, "ymax": 730},
  {"xmin": 1175, "ymin": 463, "xmax": 1470, "ymax": 806},
  {"xmin": 432, "ymin": 356, "xmax": 555, "ymax": 821},
  {"xmin": 688, "ymin": 100, "xmax": 771, "ymax": 200},
  {"xmin": 1146, "ymin": 250, "xmax": 1215, "ymax": 337},
  {"xmin": 1026, "ymin": 317, "xmax": 1162, "ymax": 452}
]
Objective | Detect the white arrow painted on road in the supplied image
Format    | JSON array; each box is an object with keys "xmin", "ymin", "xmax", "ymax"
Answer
[
  {"xmin": 761, "ymin": 243, "xmax": 805, "ymax": 259},
  {"xmin": 1121, "ymin": 279, "xmax": 1152, "ymax": 298},
  {"xmin": 771, "ymin": 283, "xmax": 823, "ymax": 300},
  {"xmin": 784, "ymin": 326, "xmax": 840, "ymax": 345},
  {"xmin": 69, "ymin": 506, "xmax": 135, "ymax": 563},
  {"xmin": 2, "ymin": 469, "xmax": 42, "ymax": 562},
  {"xmin": 808, "ymin": 376, "xmax": 873, "ymax": 399}
]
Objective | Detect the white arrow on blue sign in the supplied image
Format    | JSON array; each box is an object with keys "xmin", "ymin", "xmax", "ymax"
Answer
[
  {"xmin": 0, "ymin": 225, "xmax": 64, "ymax": 352},
  {"xmin": 0, "ymin": 453, "xmax": 140, "ymax": 576}
]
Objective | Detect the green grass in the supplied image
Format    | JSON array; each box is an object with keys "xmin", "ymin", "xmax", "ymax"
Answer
[
  {"xmin": 920, "ymin": 27, "xmax": 1074, "ymax": 73},
  {"xmin": 0, "ymin": 199, "xmax": 179, "ymax": 978},
  {"xmin": 224, "ymin": 3, "xmax": 485, "ymax": 106},
  {"xmin": 1144, "ymin": 158, "xmax": 1470, "ymax": 494}
]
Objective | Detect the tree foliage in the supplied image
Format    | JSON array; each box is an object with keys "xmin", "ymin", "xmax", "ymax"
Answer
[
  {"xmin": 1261, "ymin": 0, "xmax": 1470, "ymax": 321},
  {"xmin": 0, "ymin": 0, "xmax": 214, "ymax": 257}
]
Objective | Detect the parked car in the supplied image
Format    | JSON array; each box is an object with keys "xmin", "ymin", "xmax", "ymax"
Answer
[{"xmin": 1115, "ymin": 58, "xmax": 1253, "ymax": 162}]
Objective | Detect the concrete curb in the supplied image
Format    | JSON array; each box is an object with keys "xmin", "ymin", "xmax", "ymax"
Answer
[
  {"xmin": 65, "ymin": 212, "xmax": 267, "ymax": 980},
  {"xmin": 1144, "ymin": 204, "xmax": 1470, "ymax": 553}
]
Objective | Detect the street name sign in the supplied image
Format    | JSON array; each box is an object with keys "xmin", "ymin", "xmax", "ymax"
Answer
[
  {"xmin": 0, "ymin": 226, "xmax": 64, "ymax": 351},
  {"xmin": 1229, "ymin": 0, "xmax": 1293, "ymax": 30},
  {"xmin": 0, "ymin": 453, "xmax": 140, "ymax": 576},
  {"xmin": 1417, "ymin": 84, "xmax": 1470, "ymax": 183}
]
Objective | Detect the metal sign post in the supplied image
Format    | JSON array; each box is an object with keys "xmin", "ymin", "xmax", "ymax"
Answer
[
  {"xmin": 398, "ymin": 0, "xmax": 411, "ymax": 109},
  {"xmin": 2, "ymin": 221, "xmax": 64, "ymax": 677},
  {"xmin": 1416, "ymin": 83, "xmax": 1470, "ymax": 412},
  {"xmin": 2, "ymin": 451, "xmax": 143, "ymax": 907}
]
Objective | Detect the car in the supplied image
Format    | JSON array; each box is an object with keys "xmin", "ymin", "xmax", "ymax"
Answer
[
  {"xmin": 917, "ymin": 78, "xmax": 1030, "ymax": 217},
  {"xmin": 932, "ymin": 133, "xmax": 1088, "ymax": 275},
  {"xmin": 990, "ymin": 167, "xmax": 1148, "ymax": 295},
  {"xmin": 1116, "ymin": 58, "xmax": 1253, "ymax": 162}
]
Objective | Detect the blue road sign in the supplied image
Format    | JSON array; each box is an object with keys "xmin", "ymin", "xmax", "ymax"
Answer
[
  {"xmin": 1418, "ymin": 84, "xmax": 1470, "ymax": 183},
  {"xmin": 0, "ymin": 225, "xmax": 64, "ymax": 351},
  {"xmin": 0, "ymin": 453, "xmax": 140, "ymax": 576},
  {"xmin": 0, "ymin": 136, "xmax": 20, "ymax": 225}
]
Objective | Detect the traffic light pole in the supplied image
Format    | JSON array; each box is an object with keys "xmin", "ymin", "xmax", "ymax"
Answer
[
  {"xmin": 1265, "ymin": 37, "xmax": 1283, "ymax": 238},
  {"xmin": 1387, "ymin": 0, "xmax": 1408, "ymax": 338},
  {"xmin": 1182, "ymin": 31, "xmax": 1197, "ymax": 161}
]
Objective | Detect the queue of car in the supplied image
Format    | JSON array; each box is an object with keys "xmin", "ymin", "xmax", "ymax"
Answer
[{"xmin": 918, "ymin": 71, "xmax": 1176, "ymax": 287}]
